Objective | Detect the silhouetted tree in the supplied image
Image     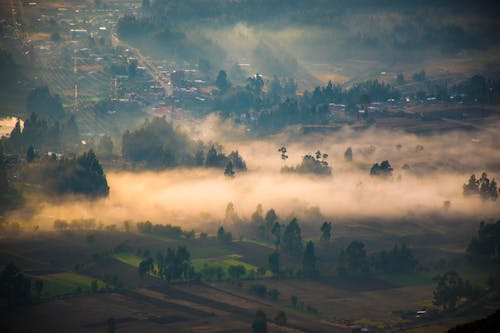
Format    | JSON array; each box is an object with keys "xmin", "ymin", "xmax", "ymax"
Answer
[
  {"xmin": 282, "ymin": 218, "xmax": 303, "ymax": 256},
  {"xmin": 268, "ymin": 251, "xmax": 280, "ymax": 276},
  {"xmin": 215, "ymin": 70, "xmax": 230, "ymax": 92},
  {"xmin": 252, "ymin": 309, "xmax": 267, "ymax": 333},
  {"xmin": 320, "ymin": 221, "xmax": 332, "ymax": 241},
  {"xmin": 26, "ymin": 145, "xmax": 35, "ymax": 162},
  {"xmin": 433, "ymin": 271, "xmax": 465, "ymax": 310},
  {"xmin": 344, "ymin": 147, "xmax": 352, "ymax": 161},
  {"xmin": 370, "ymin": 160, "xmax": 393, "ymax": 177},
  {"xmin": 224, "ymin": 161, "xmax": 235, "ymax": 177},
  {"xmin": 302, "ymin": 241, "xmax": 317, "ymax": 277}
]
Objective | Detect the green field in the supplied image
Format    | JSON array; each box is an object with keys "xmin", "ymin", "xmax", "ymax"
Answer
[
  {"xmin": 38, "ymin": 272, "xmax": 106, "ymax": 298},
  {"xmin": 113, "ymin": 252, "xmax": 143, "ymax": 268}
]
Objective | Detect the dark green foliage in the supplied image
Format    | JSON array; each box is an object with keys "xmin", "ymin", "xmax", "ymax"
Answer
[
  {"xmin": 217, "ymin": 226, "xmax": 232, "ymax": 243},
  {"xmin": 156, "ymin": 246, "xmax": 194, "ymax": 283},
  {"xmin": 320, "ymin": 221, "xmax": 332, "ymax": 241},
  {"xmin": 249, "ymin": 283, "xmax": 267, "ymax": 297},
  {"xmin": 371, "ymin": 243, "xmax": 418, "ymax": 274},
  {"xmin": 136, "ymin": 221, "xmax": 188, "ymax": 239},
  {"xmin": 302, "ymin": 241, "xmax": 318, "ymax": 277},
  {"xmin": 282, "ymin": 218, "xmax": 303, "ymax": 256},
  {"xmin": 227, "ymin": 150, "xmax": 247, "ymax": 171},
  {"xmin": 122, "ymin": 116, "xmax": 246, "ymax": 170},
  {"xmin": 0, "ymin": 263, "xmax": 32, "ymax": 309},
  {"xmin": 0, "ymin": 145, "xmax": 21, "ymax": 213},
  {"xmin": 268, "ymin": 251, "xmax": 280, "ymax": 276},
  {"xmin": 122, "ymin": 117, "xmax": 191, "ymax": 168},
  {"xmin": 228, "ymin": 265, "xmax": 246, "ymax": 282},
  {"xmin": 138, "ymin": 257, "xmax": 154, "ymax": 279},
  {"xmin": 271, "ymin": 222, "xmax": 281, "ymax": 249},
  {"xmin": 467, "ymin": 220, "xmax": 500, "ymax": 262},
  {"xmin": 340, "ymin": 241, "xmax": 368, "ymax": 275},
  {"xmin": 281, "ymin": 154, "xmax": 331, "ymax": 176},
  {"xmin": 268, "ymin": 288, "xmax": 280, "ymax": 300},
  {"xmin": 0, "ymin": 49, "xmax": 19, "ymax": 87},
  {"xmin": 274, "ymin": 310, "xmax": 287, "ymax": 326},
  {"xmin": 464, "ymin": 173, "xmax": 498, "ymax": 201},
  {"xmin": 433, "ymin": 271, "xmax": 466, "ymax": 310},
  {"xmin": 224, "ymin": 161, "xmax": 235, "ymax": 177},
  {"xmin": 205, "ymin": 144, "xmax": 227, "ymax": 168},
  {"xmin": 26, "ymin": 145, "xmax": 35, "ymax": 162},
  {"xmin": 26, "ymin": 86, "xmax": 65, "ymax": 122},
  {"xmin": 252, "ymin": 309, "xmax": 267, "ymax": 333},
  {"xmin": 215, "ymin": 70, "xmax": 230, "ymax": 92},
  {"xmin": 370, "ymin": 160, "xmax": 393, "ymax": 177},
  {"xmin": 201, "ymin": 265, "xmax": 224, "ymax": 281},
  {"xmin": 97, "ymin": 135, "xmax": 114, "ymax": 157}
]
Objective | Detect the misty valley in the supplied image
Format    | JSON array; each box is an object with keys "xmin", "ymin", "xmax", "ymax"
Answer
[{"xmin": 1, "ymin": 0, "xmax": 500, "ymax": 332}]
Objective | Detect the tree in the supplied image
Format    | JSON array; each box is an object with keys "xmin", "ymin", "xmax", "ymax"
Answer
[
  {"xmin": 268, "ymin": 288, "xmax": 280, "ymax": 300},
  {"xmin": 215, "ymin": 70, "xmax": 230, "ymax": 92},
  {"xmin": 252, "ymin": 309, "xmax": 267, "ymax": 333},
  {"xmin": 228, "ymin": 265, "xmax": 246, "ymax": 282},
  {"xmin": 106, "ymin": 317, "xmax": 116, "ymax": 333},
  {"xmin": 271, "ymin": 222, "xmax": 281, "ymax": 249},
  {"xmin": 467, "ymin": 220, "xmax": 500, "ymax": 261},
  {"xmin": 290, "ymin": 295, "xmax": 298, "ymax": 307},
  {"xmin": 302, "ymin": 241, "xmax": 317, "ymax": 277},
  {"xmin": 433, "ymin": 271, "xmax": 465, "ymax": 310},
  {"xmin": 370, "ymin": 160, "xmax": 393, "ymax": 177},
  {"xmin": 282, "ymin": 218, "xmax": 303, "ymax": 256},
  {"xmin": 344, "ymin": 147, "xmax": 352, "ymax": 162},
  {"xmin": 224, "ymin": 161, "xmax": 235, "ymax": 177},
  {"xmin": 0, "ymin": 262, "xmax": 32, "ymax": 308},
  {"xmin": 274, "ymin": 310, "xmax": 287, "ymax": 326},
  {"xmin": 268, "ymin": 251, "xmax": 280, "ymax": 276},
  {"xmin": 26, "ymin": 145, "xmax": 35, "ymax": 162},
  {"xmin": 463, "ymin": 174, "xmax": 479, "ymax": 195},
  {"xmin": 342, "ymin": 241, "xmax": 368, "ymax": 274},
  {"xmin": 217, "ymin": 226, "xmax": 232, "ymax": 243},
  {"xmin": 138, "ymin": 257, "xmax": 154, "ymax": 279},
  {"xmin": 320, "ymin": 221, "xmax": 332, "ymax": 241},
  {"xmin": 97, "ymin": 135, "xmax": 114, "ymax": 157},
  {"xmin": 34, "ymin": 279, "xmax": 43, "ymax": 298}
]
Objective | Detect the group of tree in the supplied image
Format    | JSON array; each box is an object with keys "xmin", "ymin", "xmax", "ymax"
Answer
[
  {"xmin": 136, "ymin": 221, "xmax": 194, "ymax": 239},
  {"xmin": 1, "ymin": 263, "xmax": 43, "ymax": 309},
  {"xmin": 371, "ymin": 243, "xmax": 418, "ymax": 274},
  {"xmin": 0, "ymin": 49, "xmax": 20, "ymax": 88},
  {"xmin": 122, "ymin": 117, "xmax": 246, "ymax": 171},
  {"xmin": 370, "ymin": 160, "xmax": 393, "ymax": 177},
  {"xmin": 0, "ymin": 145, "xmax": 22, "ymax": 213},
  {"xmin": 216, "ymin": 226, "xmax": 233, "ymax": 243},
  {"xmin": 153, "ymin": 246, "xmax": 195, "ymax": 283},
  {"xmin": 433, "ymin": 270, "xmax": 484, "ymax": 311},
  {"xmin": 281, "ymin": 154, "xmax": 331, "ymax": 176},
  {"xmin": 22, "ymin": 150, "xmax": 109, "ymax": 197},
  {"xmin": 337, "ymin": 240, "xmax": 418, "ymax": 276},
  {"xmin": 2, "ymin": 112, "xmax": 80, "ymax": 155},
  {"xmin": 463, "ymin": 173, "xmax": 498, "ymax": 201},
  {"xmin": 466, "ymin": 220, "xmax": 500, "ymax": 262}
]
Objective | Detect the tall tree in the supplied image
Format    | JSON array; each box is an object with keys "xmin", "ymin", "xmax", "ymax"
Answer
[
  {"xmin": 268, "ymin": 251, "xmax": 280, "ymax": 277},
  {"xmin": 320, "ymin": 221, "xmax": 332, "ymax": 241},
  {"xmin": 282, "ymin": 218, "xmax": 303, "ymax": 256},
  {"xmin": 252, "ymin": 309, "xmax": 267, "ymax": 333},
  {"xmin": 302, "ymin": 241, "xmax": 317, "ymax": 277}
]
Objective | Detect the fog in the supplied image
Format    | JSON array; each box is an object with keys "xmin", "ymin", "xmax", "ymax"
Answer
[{"xmin": 9, "ymin": 115, "xmax": 500, "ymax": 231}]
